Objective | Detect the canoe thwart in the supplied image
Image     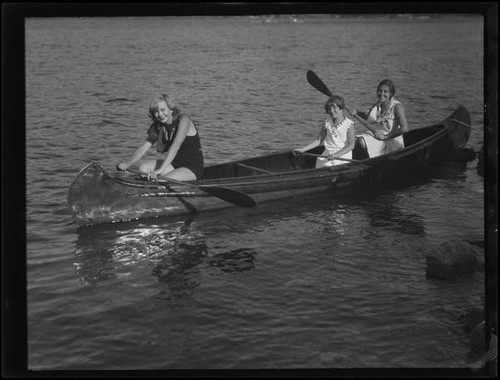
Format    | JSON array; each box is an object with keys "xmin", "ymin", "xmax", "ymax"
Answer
[{"xmin": 235, "ymin": 162, "xmax": 274, "ymax": 175}]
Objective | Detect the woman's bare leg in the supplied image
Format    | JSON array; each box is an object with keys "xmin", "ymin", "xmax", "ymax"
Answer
[
  {"xmin": 160, "ymin": 167, "xmax": 197, "ymax": 181},
  {"xmin": 138, "ymin": 160, "xmax": 196, "ymax": 181},
  {"xmin": 139, "ymin": 160, "xmax": 197, "ymax": 181},
  {"xmin": 138, "ymin": 159, "xmax": 174, "ymax": 174}
]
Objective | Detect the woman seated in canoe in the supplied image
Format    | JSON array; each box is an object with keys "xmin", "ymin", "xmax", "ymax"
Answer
[
  {"xmin": 117, "ymin": 93, "xmax": 204, "ymax": 181},
  {"xmin": 293, "ymin": 95, "xmax": 356, "ymax": 167},
  {"xmin": 346, "ymin": 79, "xmax": 409, "ymax": 158}
]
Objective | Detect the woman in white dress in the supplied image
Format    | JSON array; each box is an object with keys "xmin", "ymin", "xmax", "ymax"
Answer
[
  {"xmin": 346, "ymin": 79, "xmax": 409, "ymax": 158},
  {"xmin": 293, "ymin": 95, "xmax": 356, "ymax": 167}
]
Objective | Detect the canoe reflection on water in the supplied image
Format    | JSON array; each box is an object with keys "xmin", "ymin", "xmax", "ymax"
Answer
[
  {"xmin": 73, "ymin": 213, "xmax": 258, "ymax": 290},
  {"xmin": 361, "ymin": 199, "xmax": 426, "ymax": 237},
  {"xmin": 151, "ymin": 245, "xmax": 257, "ymax": 301}
]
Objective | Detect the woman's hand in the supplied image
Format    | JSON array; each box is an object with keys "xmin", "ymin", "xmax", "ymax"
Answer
[
  {"xmin": 327, "ymin": 153, "xmax": 337, "ymax": 161},
  {"xmin": 117, "ymin": 162, "xmax": 129, "ymax": 172},
  {"xmin": 374, "ymin": 130, "xmax": 386, "ymax": 140},
  {"xmin": 147, "ymin": 171, "xmax": 160, "ymax": 181},
  {"xmin": 292, "ymin": 149, "xmax": 303, "ymax": 157}
]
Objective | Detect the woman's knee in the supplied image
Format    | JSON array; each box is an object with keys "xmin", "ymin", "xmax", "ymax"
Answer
[
  {"xmin": 138, "ymin": 160, "xmax": 156, "ymax": 173},
  {"xmin": 165, "ymin": 168, "xmax": 197, "ymax": 181}
]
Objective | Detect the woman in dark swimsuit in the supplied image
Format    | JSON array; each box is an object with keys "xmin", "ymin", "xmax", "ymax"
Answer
[{"xmin": 117, "ymin": 94, "xmax": 204, "ymax": 181}]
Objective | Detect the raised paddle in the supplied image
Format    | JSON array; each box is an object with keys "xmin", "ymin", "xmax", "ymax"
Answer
[
  {"xmin": 306, "ymin": 70, "xmax": 334, "ymax": 97},
  {"xmin": 122, "ymin": 167, "xmax": 257, "ymax": 208}
]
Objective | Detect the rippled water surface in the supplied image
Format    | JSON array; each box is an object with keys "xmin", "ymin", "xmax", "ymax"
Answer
[{"xmin": 25, "ymin": 15, "xmax": 486, "ymax": 370}]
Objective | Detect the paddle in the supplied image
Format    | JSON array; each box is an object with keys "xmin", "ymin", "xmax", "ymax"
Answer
[
  {"xmin": 306, "ymin": 70, "xmax": 334, "ymax": 97},
  {"xmin": 122, "ymin": 167, "xmax": 257, "ymax": 208}
]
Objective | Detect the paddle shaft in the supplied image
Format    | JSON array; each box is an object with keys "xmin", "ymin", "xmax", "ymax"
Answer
[
  {"xmin": 299, "ymin": 152, "xmax": 425, "ymax": 167},
  {"xmin": 123, "ymin": 168, "xmax": 257, "ymax": 208},
  {"xmin": 299, "ymin": 152, "xmax": 361, "ymax": 163}
]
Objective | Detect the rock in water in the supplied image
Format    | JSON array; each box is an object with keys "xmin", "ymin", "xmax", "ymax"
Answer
[{"xmin": 425, "ymin": 241, "xmax": 479, "ymax": 281}]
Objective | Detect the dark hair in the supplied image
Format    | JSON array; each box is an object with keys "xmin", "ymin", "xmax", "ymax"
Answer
[
  {"xmin": 377, "ymin": 79, "xmax": 396, "ymax": 97},
  {"xmin": 148, "ymin": 94, "xmax": 181, "ymax": 121},
  {"xmin": 324, "ymin": 95, "xmax": 345, "ymax": 113}
]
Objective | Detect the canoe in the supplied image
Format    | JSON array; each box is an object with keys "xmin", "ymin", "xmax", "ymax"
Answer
[{"xmin": 68, "ymin": 105, "xmax": 471, "ymax": 226}]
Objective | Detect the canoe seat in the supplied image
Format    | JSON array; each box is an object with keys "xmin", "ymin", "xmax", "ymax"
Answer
[
  {"xmin": 352, "ymin": 137, "xmax": 369, "ymax": 160},
  {"xmin": 235, "ymin": 162, "xmax": 273, "ymax": 176}
]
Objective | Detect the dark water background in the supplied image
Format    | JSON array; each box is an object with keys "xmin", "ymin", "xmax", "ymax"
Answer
[{"xmin": 25, "ymin": 15, "xmax": 485, "ymax": 370}]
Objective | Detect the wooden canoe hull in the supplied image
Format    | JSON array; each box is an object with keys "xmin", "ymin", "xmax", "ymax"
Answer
[{"xmin": 68, "ymin": 105, "xmax": 471, "ymax": 226}]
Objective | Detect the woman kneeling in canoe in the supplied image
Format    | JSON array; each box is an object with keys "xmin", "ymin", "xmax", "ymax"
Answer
[
  {"xmin": 117, "ymin": 94, "xmax": 204, "ymax": 181},
  {"xmin": 293, "ymin": 95, "xmax": 356, "ymax": 167},
  {"xmin": 346, "ymin": 79, "xmax": 409, "ymax": 158}
]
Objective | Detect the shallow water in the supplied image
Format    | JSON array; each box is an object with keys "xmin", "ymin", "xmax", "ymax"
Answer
[{"xmin": 25, "ymin": 15, "xmax": 486, "ymax": 370}]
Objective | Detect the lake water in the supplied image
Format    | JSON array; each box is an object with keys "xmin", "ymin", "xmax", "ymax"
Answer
[{"xmin": 24, "ymin": 15, "xmax": 487, "ymax": 371}]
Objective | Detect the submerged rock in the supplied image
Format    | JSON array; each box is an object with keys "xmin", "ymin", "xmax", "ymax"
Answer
[{"xmin": 425, "ymin": 241, "xmax": 482, "ymax": 281}]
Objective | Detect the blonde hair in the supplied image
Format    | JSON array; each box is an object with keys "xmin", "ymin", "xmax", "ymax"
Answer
[{"xmin": 148, "ymin": 94, "xmax": 181, "ymax": 121}]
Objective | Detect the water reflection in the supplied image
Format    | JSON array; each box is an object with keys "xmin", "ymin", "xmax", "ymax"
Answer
[
  {"xmin": 73, "ymin": 215, "xmax": 195, "ymax": 284},
  {"xmin": 73, "ymin": 213, "xmax": 257, "ymax": 291},
  {"xmin": 354, "ymin": 157, "xmax": 475, "ymax": 238},
  {"xmin": 359, "ymin": 197, "xmax": 426, "ymax": 237},
  {"xmin": 151, "ymin": 245, "xmax": 257, "ymax": 301}
]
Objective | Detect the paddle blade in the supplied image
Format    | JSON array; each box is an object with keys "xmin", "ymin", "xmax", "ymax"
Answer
[
  {"xmin": 306, "ymin": 70, "xmax": 333, "ymax": 97},
  {"xmin": 200, "ymin": 186, "xmax": 257, "ymax": 208}
]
